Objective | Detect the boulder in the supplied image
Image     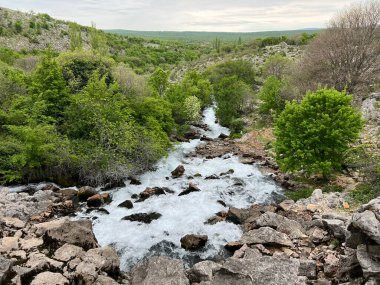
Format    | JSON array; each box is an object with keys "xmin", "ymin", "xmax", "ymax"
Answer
[
  {"xmin": 42, "ymin": 219, "xmax": 98, "ymax": 251},
  {"xmin": 0, "ymin": 255, "xmax": 12, "ymax": 285},
  {"xmin": 218, "ymin": 133, "xmax": 229, "ymax": 140},
  {"xmin": 356, "ymin": 244, "xmax": 380, "ymax": 279},
  {"xmin": 87, "ymin": 193, "xmax": 111, "ymax": 207},
  {"xmin": 255, "ymin": 212, "xmax": 307, "ymax": 239},
  {"xmin": 207, "ymin": 257, "xmax": 301, "ymax": 285},
  {"xmin": 322, "ymin": 219, "xmax": 346, "ymax": 240},
  {"xmin": 178, "ymin": 183, "xmax": 201, "ymax": 196},
  {"xmin": 225, "ymin": 207, "xmax": 249, "ymax": 224},
  {"xmin": 129, "ymin": 176, "xmax": 142, "ymax": 185},
  {"xmin": 298, "ymin": 259, "xmax": 317, "ymax": 279},
  {"xmin": 171, "ymin": 165, "xmax": 185, "ymax": 178},
  {"xmin": 77, "ymin": 186, "xmax": 97, "ymax": 202},
  {"xmin": 93, "ymin": 276, "xmax": 120, "ymax": 285},
  {"xmin": 349, "ymin": 210, "xmax": 380, "ymax": 244},
  {"xmin": 118, "ymin": 199, "xmax": 134, "ymax": 209},
  {"xmin": 186, "ymin": 260, "xmax": 222, "ymax": 283},
  {"xmin": 130, "ymin": 256, "xmax": 189, "ymax": 285},
  {"xmin": 54, "ymin": 244, "xmax": 84, "ymax": 262},
  {"xmin": 324, "ymin": 254, "xmax": 340, "ymax": 278},
  {"xmin": 180, "ymin": 234, "xmax": 208, "ymax": 251},
  {"xmin": 136, "ymin": 187, "xmax": 167, "ymax": 202},
  {"xmin": 307, "ymin": 227, "xmax": 329, "ymax": 243},
  {"xmin": 30, "ymin": 272, "xmax": 69, "ymax": 285},
  {"xmin": 240, "ymin": 227, "xmax": 293, "ymax": 247},
  {"xmin": 122, "ymin": 212, "xmax": 162, "ymax": 224},
  {"xmin": 80, "ymin": 246, "xmax": 120, "ymax": 277}
]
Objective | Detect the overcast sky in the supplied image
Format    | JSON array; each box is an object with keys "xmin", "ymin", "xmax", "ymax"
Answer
[{"xmin": 1, "ymin": 0, "xmax": 360, "ymax": 32}]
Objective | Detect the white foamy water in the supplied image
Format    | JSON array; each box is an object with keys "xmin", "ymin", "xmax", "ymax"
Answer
[{"xmin": 87, "ymin": 107, "xmax": 283, "ymax": 270}]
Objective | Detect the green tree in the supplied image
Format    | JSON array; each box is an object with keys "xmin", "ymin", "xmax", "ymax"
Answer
[
  {"xmin": 274, "ymin": 88, "xmax": 363, "ymax": 178},
  {"xmin": 207, "ymin": 60, "xmax": 255, "ymax": 87},
  {"xmin": 14, "ymin": 20, "xmax": 22, "ymax": 33},
  {"xmin": 29, "ymin": 50, "xmax": 69, "ymax": 123},
  {"xmin": 259, "ymin": 76, "xmax": 285, "ymax": 116},
  {"xmin": 148, "ymin": 68, "xmax": 169, "ymax": 96},
  {"xmin": 89, "ymin": 22, "xmax": 108, "ymax": 56}
]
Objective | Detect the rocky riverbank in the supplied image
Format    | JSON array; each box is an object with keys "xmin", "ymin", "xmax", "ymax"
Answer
[{"xmin": 0, "ymin": 183, "xmax": 379, "ymax": 284}]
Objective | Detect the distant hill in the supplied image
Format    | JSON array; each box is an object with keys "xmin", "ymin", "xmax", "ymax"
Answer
[{"xmin": 104, "ymin": 29, "xmax": 321, "ymax": 43}]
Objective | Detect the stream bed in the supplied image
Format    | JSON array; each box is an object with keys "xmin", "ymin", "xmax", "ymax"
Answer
[{"xmin": 85, "ymin": 107, "xmax": 283, "ymax": 270}]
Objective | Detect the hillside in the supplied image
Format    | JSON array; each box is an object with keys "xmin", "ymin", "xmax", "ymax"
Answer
[{"xmin": 105, "ymin": 29, "xmax": 321, "ymax": 43}]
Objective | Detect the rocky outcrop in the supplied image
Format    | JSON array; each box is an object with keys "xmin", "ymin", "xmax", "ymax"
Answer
[{"xmin": 180, "ymin": 234, "xmax": 208, "ymax": 251}]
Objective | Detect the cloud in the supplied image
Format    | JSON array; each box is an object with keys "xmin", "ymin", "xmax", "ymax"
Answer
[{"xmin": 0, "ymin": 0, "xmax": 360, "ymax": 31}]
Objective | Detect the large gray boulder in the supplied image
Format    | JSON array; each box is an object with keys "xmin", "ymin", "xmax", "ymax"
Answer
[
  {"xmin": 186, "ymin": 260, "xmax": 222, "ymax": 283},
  {"xmin": 256, "ymin": 212, "xmax": 307, "ymax": 239},
  {"xmin": 356, "ymin": 244, "xmax": 380, "ymax": 279},
  {"xmin": 349, "ymin": 210, "xmax": 380, "ymax": 244},
  {"xmin": 0, "ymin": 255, "xmax": 12, "ymax": 285},
  {"xmin": 130, "ymin": 256, "xmax": 189, "ymax": 285},
  {"xmin": 206, "ymin": 257, "xmax": 303, "ymax": 285},
  {"xmin": 322, "ymin": 219, "xmax": 347, "ymax": 240},
  {"xmin": 240, "ymin": 227, "xmax": 293, "ymax": 247},
  {"xmin": 30, "ymin": 272, "xmax": 69, "ymax": 285}
]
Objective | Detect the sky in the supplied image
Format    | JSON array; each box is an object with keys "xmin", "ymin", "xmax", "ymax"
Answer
[{"xmin": 1, "ymin": 0, "xmax": 361, "ymax": 32}]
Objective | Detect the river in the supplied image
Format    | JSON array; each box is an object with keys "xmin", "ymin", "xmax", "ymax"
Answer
[{"xmin": 83, "ymin": 106, "xmax": 283, "ymax": 270}]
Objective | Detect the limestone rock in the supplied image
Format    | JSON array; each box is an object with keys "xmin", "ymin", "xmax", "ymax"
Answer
[
  {"xmin": 130, "ymin": 256, "xmax": 189, "ymax": 285},
  {"xmin": 240, "ymin": 227, "xmax": 293, "ymax": 247},
  {"xmin": 30, "ymin": 272, "xmax": 69, "ymax": 285},
  {"xmin": 178, "ymin": 183, "xmax": 201, "ymax": 196},
  {"xmin": 122, "ymin": 212, "xmax": 162, "ymax": 224},
  {"xmin": 77, "ymin": 186, "xmax": 97, "ymax": 202},
  {"xmin": 118, "ymin": 200, "xmax": 134, "ymax": 209},
  {"xmin": 171, "ymin": 165, "xmax": 185, "ymax": 178},
  {"xmin": 186, "ymin": 260, "xmax": 222, "ymax": 283},
  {"xmin": 350, "ymin": 210, "xmax": 380, "ymax": 244},
  {"xmin": 136, "ymin": 187, "xmax": 167, "ymax": 202},
  {"xmin": 54, "ymin": 243, "xmax": 84, "ymax": 262},
  {"xmin": 42, "ymin": 219, "xmax": 98, "ymax": 250},
  {"xmin": 0, "ymin": 255, "xmax": 12, "ymax": 285},
  {"xmin": 322, "ymin": 219, "xmax": 346, "ymax": 240},
  {"xmin": 356, "ymin": 244, "xmax": 380, "ymax": 279}
]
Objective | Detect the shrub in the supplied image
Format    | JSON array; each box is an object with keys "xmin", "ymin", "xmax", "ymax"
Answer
[
  {"xmin": 259, "ymin": 76, "xmax": 285, "ymax": 117},
  {"xmin": 286, "ymin": 188, "xmax": 314, "ymax": 201},
  {"xmin": 274, "ymin": 88, "xmax": 363, "ymax": 178}
]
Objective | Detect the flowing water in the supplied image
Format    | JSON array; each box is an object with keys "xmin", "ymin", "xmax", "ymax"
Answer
[{"xmin": 82, "ymin": 107, "xmax": 283, "ymax": 270}]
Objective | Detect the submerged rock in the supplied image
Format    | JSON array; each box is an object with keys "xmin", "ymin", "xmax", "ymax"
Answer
[
  {"xmin": 171, "ymin": 165, "xmax": 185, "ymax": 178},
  {"xmin": 180, "ymin": 234, "xmax": 208, "ymax": 251},
  {"xmin": 178, "ymin": 183, "xmax": 201, "ymax": 196},
  {"xmin": 122, "ymin": 212, "xmax": 162, "ymax": 224}
]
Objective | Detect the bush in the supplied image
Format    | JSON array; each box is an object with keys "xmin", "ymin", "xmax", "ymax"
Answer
[
  {"xmin": 207, "ymin": 60, "xmax": 255, "ymax": 87},
  {"xmin": 259, "ymin": 76, "xmax": 285, "ymax": 117},
  {"xmin": 286, "ymin": 188, "xmax": 314, "ymax": 201},
  {"xmin": 274, "ymin": 88, "xmax": 363, "ymax": 178},
  {"xmin": 261, "ymin": 54, "xmax": 292, "ymax": 79}
]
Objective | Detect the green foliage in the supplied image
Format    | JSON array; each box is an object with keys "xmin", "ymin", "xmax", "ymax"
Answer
[
  {"xmin": 183, "ymin": 96, "xmax": 202, "ymax": 123},
  {"xmin": 274, "ymin": 88, "xmax": 363, "ymax": 177},
  {"xmin": 181, "ymin": 71, "xmax": 213, "ymax": 107},
  {"xmin": 89, "ymin": 23, "xmax": 108, "ymax": 56},
  {"xmin": 14, "ymin": 20, "xmax": 22, "ymax": 34},
  {"xmin": 259, "ymin": 76, "xmax": 285, "ymax": 116},
  {"xmin": 69, "ymin": 22, "xmax": 83, "ymax": 51},
  {"xmin": 207, "ymin": 60, "xmax": 255, "ymax": 87},
  {"xmin": 148, "ymin": 68, "xmax": 169, "ymax": 96},
  {"xmin": 286, "ymin": 188, "xmax": 314, "ymax": 201},
  {"xmin": 214, "ymin": 76, "xmax": 251, "ymax": 127},
  {"xmin": 0, "ymin": 48, "xmax": 20, "ymax": 65},
  {"xmin": 261, "ymin": 54, "xmax": 292, "ymax": 79},
  {"xmin": 57, "ymin": 51, "xmax": 115, "ymax": 93},
  {"xmin": 350, "ymin": 183, "xmax": 380, "ymax": 204}
]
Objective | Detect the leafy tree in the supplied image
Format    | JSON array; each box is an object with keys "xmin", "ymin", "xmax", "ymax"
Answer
[
  {"xmin": 207, "ymin": 60, "xmax": 255, "ymax": 87},
  {"xmin": 148, "ymin": 67, "xmax": 169, "ymax": 96},
  {"xmin": 14, "ymin": 20, "xmax": 22, "ymax": 33},
  {"xmin": 29, "ymin": 50, "xmax": 69, "ymax": 123},
  {"xmin": 89, "ymin": 22, "xmax": 108, "ymax": 56},
  {"xmin": 259, "ymin": 76, "xmax": 285, "ymax": 116},
  {"xmin": 183, "ymin": 96, "xmax": 201, "ymax": 123},
  {"xmin": 274, "ymin": 88, "xmax": 363, "ymax": 178},
  {"xmin": 182, "ymin": 71, "xmax": 213, "ymax": 107},
  {"xmin": 261, "ymin": 54, "xmax": 292, "ymax": 79}
]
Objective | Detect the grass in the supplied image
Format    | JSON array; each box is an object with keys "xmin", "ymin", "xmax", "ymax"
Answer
[
  {"xmin": 349, "ymin": 183, "xmax": 379, "ymax": 204},
  {"xmin": 285, "ymin": 188, "xmax": 314, "ymax": 201}
]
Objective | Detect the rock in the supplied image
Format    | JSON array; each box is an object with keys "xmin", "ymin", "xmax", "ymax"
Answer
[
  {"xmin": 101, "ymin": 179, "xmax": 126, "ymax": 191},
  {"xmin": 208, "ymin": 257, "xmax": 301, "ymax": 285},
  {"xmin": 278, "ymin": 200, "xmax": 295, "ymax": 211},
  {"xmin": 307, "ymin": 204, "xmax": 318, "ymax": 213},
  {"xmin": 324, "ymin": 254, "xmax": 340, "ymax": 278},
  {"xmin": 20, "ymin": 238, "xmax": 43, "ymax": 251},
  {"xmin": 137, "ymin": 187, "xmax": 166, "ymax": 202},
  {"xmin": 224, "ymin": 241, "xmax": 244, "ymax": 252},
  {"xmin": 178, "ymin": 183, "xmax": 201, "ymax": 196},
  {"xmin": 0, "ymin": 217, "xmax": 26, "ymax": 229},
  {"xmin": 54, "ymin": 244, "xmax": 84, "ymax": 262},
  {"xmin": 217, "ymin": 200, "xmax": 226, "ymax": 207},
  {"xmin": 218, "ymin": 133, "xmax": 229, "ymax": 140},
  {"xmin": 205, "ymin": 174, "xmax": 220, "ymax": 180},
  {"xmin": 26, "ymin": 252, "xmax": 64, "ymax": 273},
  {"xmin": 356, "ymin": 244, "xmax": 380, "ymax": 279},
  {"xmin": 0, "ymin": 237, "xmax": 19, "ymax": 253},
  {"xmin": 118, "ymin": 199, "xmax": 133, "ymax": 209},
  {"xmin": 349, "ymin": 210, "xmax": 380, "ymax": 244},
  {"xmin": 226, "ymin": 207, "xmax": 249, "ymax": 224},
  {"xmin": 171, "ymin": 165, "xmax": 185, "ymax": 178},
  {"xmin": 322, "ymin": 219, "xmax": 346, "ymax": 240},
  {"xmin": 220, "ymin": 169, "xmax": 234, "ymax": 176},
  {"xmin": 200, "ymin": 136, "xmax": 213, "ymax": 141},
  {"xmin": 122, "ymin": 212, "xmax": 162, "ymax": 224},
  {"xmin": 30, "ymin": 272, "xmax": 69, "ymax": 285},
  {"xmin": 243, "ymin": 247, "xmax": 262, "ymax": 259},
  {"xmin": 93, "ymin": 276, "xmax": 120, "ymax": 285},
  {"xmin": 0, "ymin": 255, "xmax": 12, "ymax": 285},
  {"xmin": 308, "ymin": 227, "xmax": 329, "ymax": 243},
  {"xmin": 299, "ymin": 259, "xmax": 317, "ymax": 279},
  {"xmin": 129, "ymin": 176, "xmax": 142, "ymax": 185},
  {"xmin": 255, "ymin": 212, "xmax": 307, "ymax": 239},
  {"xmin": 81, "ymin": 246, "xmax": 120, "ymax": 277},
  {"xmin": 131, "ymin": 256, "xmax": 189, "ymax": 285},
  {"xmin": 87, "ymin": 193, "xmax": 111, "ymax": 207},
  {"xmin": 180, "ymin": 234, "xmax": 208, "ymax": 251},
  {"xmin": 42, "ymin": 219, "xmax": 98, "ymax": 251},
  {"xmin": 77, "ymin": 186, "xmax": 97, "ymax": 201},
  {"xmin": 40, "ymin": 184, "xmax": 61, "ymax": 192},
  {"xmin": 186, "ymin": 260, "xmax": 222, "ymax": 283},
  {"xmin": 240, "ymin": 227, "xmax": 293, "ymax": 247}
]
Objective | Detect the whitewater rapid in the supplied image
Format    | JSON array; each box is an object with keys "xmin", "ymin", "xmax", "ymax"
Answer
[{"xmin": 87, "ymin": 107, "xmax": 283, "ymax": 270}]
